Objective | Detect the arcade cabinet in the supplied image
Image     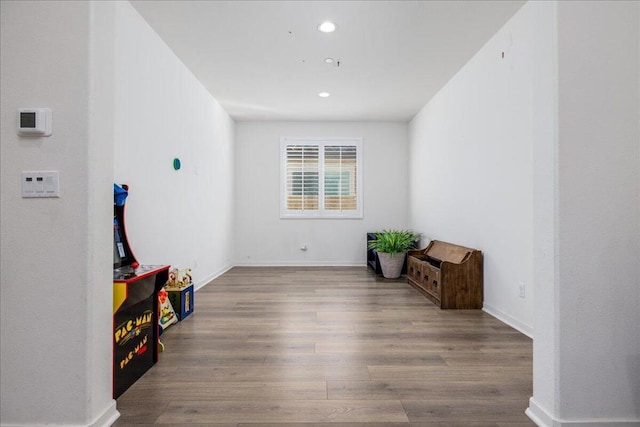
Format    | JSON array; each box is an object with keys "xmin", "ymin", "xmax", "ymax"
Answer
[{"xmin": 112, "ymin": 184, "xmax": 169, "ymax": 398}]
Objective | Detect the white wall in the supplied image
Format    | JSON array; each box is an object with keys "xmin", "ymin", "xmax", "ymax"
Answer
[
  {"xmin": 89, "ymin": 2, "xmax": 119, "ymax": 425},
  {"xmin": 235, "ymin": 122, "xmax": 409, "ymax": 266},
  {"xmin": 0, "ymin": 1, "xmax": 235, "ymax": 425},
  {"xmin": 1, "ymin": 1, "xmax": 117, "ymax": 425},
  {"xmin": 408, "ymin": 2, "xmax": 537, "ymax": 335},
  {"xmin": 529, "ymin": 0, "xmax": 558, "ymax": 419},
  {"xmin": 114, "ymin": 2, "xmax": 235, "ymax": 288},
  {"xmin": 528, "ymin": 1, "xmax": 640, "ymax": 425}
]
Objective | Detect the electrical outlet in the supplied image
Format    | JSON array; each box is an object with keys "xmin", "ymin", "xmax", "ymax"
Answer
[{"xmin": 519, "ymin": 282, "xmax": 526, "ymax": 299}]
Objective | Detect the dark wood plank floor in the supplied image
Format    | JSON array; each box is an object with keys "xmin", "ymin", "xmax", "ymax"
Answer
[{"xmin": 115, "ymin": 266, "xmax": 534, "ymax": 426}]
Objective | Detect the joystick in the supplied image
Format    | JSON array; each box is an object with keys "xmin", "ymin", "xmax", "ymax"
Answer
[{"xmin": 131, "ymin": 262, "xmax": 139, "ymax": 270}]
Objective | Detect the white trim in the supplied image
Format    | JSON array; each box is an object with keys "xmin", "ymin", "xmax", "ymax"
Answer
[
  {"xmin": 526, "ymin": 397, "xmax": 640, "ymax": 427},
  {"xmin": 88, "ymin": 401, "xmax": 120, "ymax": 427},
  {"xmin": 280, "ymin": 137, "xmax": 363, "ymax": 219},
  {"xmin": 0, "ymin": 401, "xmax": 120, "ymax": 427},
  {"xmin": 234, "ymin": 261, "xmax": 368, "ymax": 267},
  {"xmin": 193, "ymin": 264, "xmax": 234, "ymax": 291},
  {"xmin": 483, "ymin": 303, "xmax": 534, "ymax": 338},
  {"xmin": 527, "ymin": 397, "xmax": 555, "ymax": 427}
]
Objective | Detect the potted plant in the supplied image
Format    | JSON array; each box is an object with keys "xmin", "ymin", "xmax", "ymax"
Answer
[{"xmin": 368, "ymin": 229, "xmax": 420, "ymax": 279}]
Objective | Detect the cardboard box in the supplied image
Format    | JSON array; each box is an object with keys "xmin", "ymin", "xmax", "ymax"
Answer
[{"xmin": 166, "ymin": 284, "xmax": 194, "ymax": 320}]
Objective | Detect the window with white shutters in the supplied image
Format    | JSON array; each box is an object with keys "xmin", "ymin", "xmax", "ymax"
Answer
[{"xmin": 280, "ymin": 138, "xmax": 363, "ymax": 218}]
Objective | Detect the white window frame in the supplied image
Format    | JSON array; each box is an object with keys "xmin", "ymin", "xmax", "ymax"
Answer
[{"xmin": 280, "ymin": 137, "xmax": 363, "ymax": 219}]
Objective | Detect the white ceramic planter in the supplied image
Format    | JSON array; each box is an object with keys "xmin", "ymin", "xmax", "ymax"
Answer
[{"xmin": 377, "ymin": 252, "xmax": 406, "ymax": 279}]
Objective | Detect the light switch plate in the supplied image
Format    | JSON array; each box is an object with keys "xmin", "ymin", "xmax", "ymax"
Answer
[{"xmin": 22, "ymin": 171, "xmax": 59, "ymax": 198}]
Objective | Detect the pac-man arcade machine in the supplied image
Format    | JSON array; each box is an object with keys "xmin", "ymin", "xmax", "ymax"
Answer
[{"xmin": 112, "ymin": 184, "xmax": 169, "ymax": 398}]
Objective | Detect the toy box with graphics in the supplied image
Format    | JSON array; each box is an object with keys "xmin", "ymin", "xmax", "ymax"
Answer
[
  {"xmin": 158, "ymin": 287, "xmax": 178, "ymax": 332},
  {"xmin": 165, "ymin": 267, "xmax": 194, "ymax": 320}
]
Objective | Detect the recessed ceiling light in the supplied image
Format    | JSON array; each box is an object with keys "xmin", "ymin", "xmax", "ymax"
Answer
[
  {"xmin": 324, "ymin": 57, "xmax": 334, "ymax": 64},
  {"xmin": 318, "ymin": 92, "xmax": 330, "ymax": 98},
  {"xmin": 317, "ymin": 21, "xmax": 336, "ymax": 33}
]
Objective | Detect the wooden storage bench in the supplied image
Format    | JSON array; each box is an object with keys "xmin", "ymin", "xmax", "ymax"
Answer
[{"xmin": 407, "ymin": 240, "xmax": 483, "ymax": 309}]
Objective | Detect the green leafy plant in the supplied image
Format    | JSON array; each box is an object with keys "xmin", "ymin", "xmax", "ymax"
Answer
[{"xmin": 367, "ymin": 229, "xmax": 420, "ymax": 257}]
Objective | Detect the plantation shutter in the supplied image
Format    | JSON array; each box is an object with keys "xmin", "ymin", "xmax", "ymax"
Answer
[
  {"xmin": 324, "ymin": 145, "xmax": 357, "ymax": 211},
  {"xmin": 285, "ymin": 145, "xmax": 319, "ymax": 211},
  {"xmin": 281, "ymin": 138, "xmax": 362, "ymax": 218}
]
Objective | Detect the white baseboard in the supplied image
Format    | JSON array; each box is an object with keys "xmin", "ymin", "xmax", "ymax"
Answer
[
  {"xmin": 527, "ymin": 398, "xmax": 555, "ymax": 427},
  {"xmin": 482, "ymin": 303, "xmax": 534, "ymax": 338},
  {"xmin": 526, "ymin": 397, "xmax": 640, "ymax": 426},
  {"xmin": 193, "ymin": 264, "xmax": 234, "ymax": 291},
  {"xmin": 90, "ymin": 400, "xmax": 120, "ymax": 427},
  {"xmin": 0, "ymin": 400, "xmax": 120, "ymax": 427},
  {"xmin": 192, "ymin": 263, "xmax": 368, "ymax": 292},
  {"xmin": 233, "ymin": 261, "xmax": 367, "ymax": 267}
]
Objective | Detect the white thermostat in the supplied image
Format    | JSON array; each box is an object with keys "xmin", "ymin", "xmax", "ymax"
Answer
[{"xmin": 18, "ymin": 108, "xmax": 52, "ymax": 136}]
